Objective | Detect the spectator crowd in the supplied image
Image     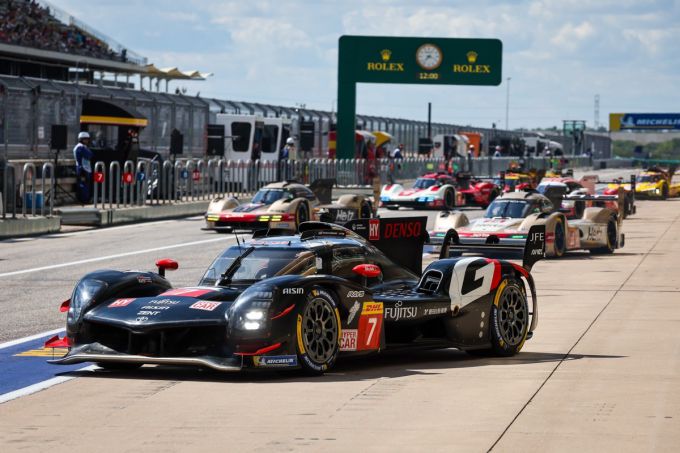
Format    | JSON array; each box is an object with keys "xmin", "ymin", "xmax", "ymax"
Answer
[{"xmin": 0, "ymin": 0, "xmax": 124, "ymax": 61}]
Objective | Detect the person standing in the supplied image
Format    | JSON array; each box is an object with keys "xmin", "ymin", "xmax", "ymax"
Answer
[
  {"xmin": 279, "ymin": 137, "xmax": 295, "ymax": 180},
  {"xmin": 73, "ymin": 131, "xmax": 93, "ymax": 203}
]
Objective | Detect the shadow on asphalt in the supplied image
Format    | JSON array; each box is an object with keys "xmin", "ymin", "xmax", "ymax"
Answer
[{"xmin": 57, "ymin": 349, "xmax": 625, "ymax": 384}]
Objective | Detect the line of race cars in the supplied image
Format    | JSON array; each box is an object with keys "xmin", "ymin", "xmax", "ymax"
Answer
[{"xmin": 44, "ymin": 164, "xmax": 679, "ymax": 374}]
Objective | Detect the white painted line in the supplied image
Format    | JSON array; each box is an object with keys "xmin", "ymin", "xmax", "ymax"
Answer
[
  {"xmin": 0, "ymin": 328, "xmax": 65, "ymax": 350},
  {"xmin": 0, "ymin": 236, "xmax": 234, "ymax": 278},
  {"xmin": 0, "ymin": 365, "xmax": 98, "ymax": 405}
]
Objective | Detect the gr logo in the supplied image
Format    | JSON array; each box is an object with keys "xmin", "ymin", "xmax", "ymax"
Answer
[{"xmin": 449, "ymin": 258, "xmax": 500, "ymax": 310}]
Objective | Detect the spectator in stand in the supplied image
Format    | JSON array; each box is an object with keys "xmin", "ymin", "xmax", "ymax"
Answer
[
  {"xmin": 0, "ymin": 0, "xmax": 122, "ymax": 61},
  {"xmin": 493, "ymin": 145, "xmax": 502, "ymax": 157}
]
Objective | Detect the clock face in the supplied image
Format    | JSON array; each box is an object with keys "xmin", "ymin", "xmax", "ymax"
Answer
[{"xmin": 416, "ymin": 44, "xmax": 442, "ymax": 70}]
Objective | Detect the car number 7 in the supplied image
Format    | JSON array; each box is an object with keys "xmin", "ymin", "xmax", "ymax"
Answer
[{"xmin": 366, "ymin": 317, "xmax": 377, "ymax": 345}]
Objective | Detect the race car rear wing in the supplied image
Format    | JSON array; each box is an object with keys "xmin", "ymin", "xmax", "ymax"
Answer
[
  {"xmin": 438, "ymin": 224, "xmax": 546, "ymax": 271},
  {"xmin": 345, "ymin": 217, "xmax": 429, "ymax": 276},
  {"xmin": 564, "ymin": 186, "xmax": 627, "ymax": 224},
  {"xmin": 440, "ymin": 225, "xmax": 545, "ymax": 271}
]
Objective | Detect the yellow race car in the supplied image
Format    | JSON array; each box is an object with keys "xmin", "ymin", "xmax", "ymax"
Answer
[{"xmin": 610, "ymin": 166, "xmax": 680, "ymax": 200}]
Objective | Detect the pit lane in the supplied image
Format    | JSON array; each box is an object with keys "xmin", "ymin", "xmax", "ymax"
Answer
[{"xmin": 4, "ymin": 168, "xmax": 679, "ymax": 452}]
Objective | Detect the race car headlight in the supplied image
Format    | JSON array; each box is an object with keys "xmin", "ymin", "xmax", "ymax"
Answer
[
  {"xmin": 230, "ymin": 294, "xmax": 272, "ymax": 331},
  {"xmin": 68, "ymin": 279, "xmax": 108, "ymax": 325},
  {"xmin": 380, "ymin": 196, "xmax": 390, "ymax": 202}
]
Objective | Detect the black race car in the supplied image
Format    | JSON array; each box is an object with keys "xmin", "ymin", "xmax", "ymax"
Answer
[{"xmin": 48, "ymin": 218, "xmax": 545, "ymax": 374}]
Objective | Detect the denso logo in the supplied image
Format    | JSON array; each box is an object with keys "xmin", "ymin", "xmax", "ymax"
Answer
[
  {"xmin": 384, "ymin": 222, "xmax": 421, "ymax": 239},
  {"xmin": 283, "ymin": 288, "xmax": 304, "ymax": 295}
]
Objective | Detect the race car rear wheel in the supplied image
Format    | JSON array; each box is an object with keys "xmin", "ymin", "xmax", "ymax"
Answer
[
  {"xmin": 662, "ymin": 183, "xmax": 669, "ymax": 200},
  {"xmin": 552, "ymin": 218, "xmax": 566, "ymax": 258},
  {"xmin": 296, "ymin": 288, "xmax": 340, "ymax": 375},
  {"xmin": 295, "ymin": 202, "xmax": 309, "ymax": 228},
  {"xmin": 444, "ymin": 189, "xmax": 455, "ymax": 209},
  {"xmin": 489, "ymin": 279, "xmax": 529, "ymax": 357},
  {"xmin": 591, "ymin": 217, "xmax": 617, "ymax": 254}
]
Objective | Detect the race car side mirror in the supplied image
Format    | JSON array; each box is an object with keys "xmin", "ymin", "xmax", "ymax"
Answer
[
  {"xmin": 352, "ymin": 264, "xmax": 381, "ymax": 278},
  {"xmin": 156, "ymin": 258, "xmax": 179, "ymax": 277}
]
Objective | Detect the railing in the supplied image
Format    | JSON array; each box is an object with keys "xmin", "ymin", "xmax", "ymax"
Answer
[{"xmin": 71, "ymin": 155, "xmax": 596, "ymax": 210}]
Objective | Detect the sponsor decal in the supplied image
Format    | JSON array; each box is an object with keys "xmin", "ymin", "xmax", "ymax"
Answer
[
  {"xmin": 315, "ymin": 257, "xmax": 323, "ymax": 270},
  {"xmin": 358, "ymin": 309, "xmax": 382, "ymax": 351},
  {"xmin": 347, "ymin": 290, "xmax": 365, "ymax": 298},
  {"xmin": 146, "ymin": 298, "xmax": 180, "ymax": 305},
  {"xmin": 253, "ymin": 355, "xmax": 298, "ymax": 368},
  {"xmin": 384, "ymin": 301, "xmax": 418, "ymax": 321},
  {"xmin": 449, "ymin": 258, "xmax": 500, "ymax": 310},
  {"xmin": 161, "ymin": 288, "xmax": 213, "ymax": 297},
  {"xmin": 136, "ymin": 275, "xmax": 152, "ymax": 284},
  {"xmin": 383, "ymin": 221, "xmax": 422, "ymax": 239},
  {"xmin": 109, "ymin": 298, "xmax": 135, "ymax": 308},
  {"xmin": 369, "ymin": 219, "xmax": 380, "ymax": 241},
  {"xmin": 361, "ymin": 301, "xmax": 383, "ymax": 315},
  {"xmin": 347, "ymin": 301, "xmax": 361, "ymax": 324},
  {"xmin": 283, "ymin": 288, "xmax": 304, "ymax": 295},
  {"xmin": 333, "ymin": 208, "xmax": 356, "ymax": 222},
  {"xmin": 586, "ymin": 225, "xmax": 604, "ymax": 242},
  {"xmin": 339, "ymin": 329, "xmax": 358, "ymax": 351},
  {"xmin": 189, "ymin": 301, "xmax": 222, "ymax": 311},
  {"xmin": 424, "ymin": 307, "xmax": 448, "ymax": 316}
]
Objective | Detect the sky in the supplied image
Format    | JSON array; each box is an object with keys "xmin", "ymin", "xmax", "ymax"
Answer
[{"xmin": 49, "ymin": 0, "xmax": 680, "ymax": 130}]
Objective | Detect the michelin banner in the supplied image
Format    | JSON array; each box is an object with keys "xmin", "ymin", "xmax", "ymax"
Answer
[{"xmin": 610, "ymin": 113, "xmax": 680, "ymax": 131}]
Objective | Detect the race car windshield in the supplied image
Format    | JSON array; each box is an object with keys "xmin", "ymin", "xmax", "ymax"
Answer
[
  {"xmin": 414, "ymin": 178, "xmax": 437, "ymax": 189},
  {"xmin": 252, "ymin": 189, "xmax": 293, "ymax": 204},
  {"xmin": 637, "ymin": 175, "xmax": 660, "ymax": 183},
  {"xmin": 201, "ymin": 247, "xmax": 312, "ymax": 285},
  {"xmin": 485, "ymin": 200, "xmax": 536, "ymax": 218}
]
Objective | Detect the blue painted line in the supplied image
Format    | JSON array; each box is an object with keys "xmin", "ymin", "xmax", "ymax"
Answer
[{"xmin": 0, "ymin": 331, "xmax": 89, "ymax": 397}]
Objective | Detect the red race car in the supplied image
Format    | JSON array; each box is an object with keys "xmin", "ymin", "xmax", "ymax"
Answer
[{"xmin": 453, "ymin": 172, "xmax": 502, "ymax": 209}]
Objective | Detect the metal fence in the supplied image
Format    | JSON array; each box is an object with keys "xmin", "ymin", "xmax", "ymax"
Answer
[{"xmin": 8, "ymin": 155, "xmax": 603, "ymax": 218}]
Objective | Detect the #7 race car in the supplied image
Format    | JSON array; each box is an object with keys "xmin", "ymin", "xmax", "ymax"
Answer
[
  {"xmin": 47, "ymin": 217, "xmax": 545, "ymax": 374},
  {"xmin": 204, "ymin": 179, "xmax": 373, "ymax": 232},
  {"xmin": 430, "ymin": 185, "xmax": 627, "ymax": 257},
  {"xmin": 380, "ymin": 173, "xmax": 458, "ymax": 210}
]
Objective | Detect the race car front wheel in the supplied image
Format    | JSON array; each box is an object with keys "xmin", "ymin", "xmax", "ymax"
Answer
[
  {"xmin": 489, "ymin": 279, "xmax": 529, "ymax": 357},
  {"xmin": 296, "ymin": 288, "xmax": 340, "ymax": 375}
]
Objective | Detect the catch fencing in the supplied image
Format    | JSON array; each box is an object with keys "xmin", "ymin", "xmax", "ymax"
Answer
[{"xmin": 8, "ymin": 155, "xmax": 596, "ymax": 218}]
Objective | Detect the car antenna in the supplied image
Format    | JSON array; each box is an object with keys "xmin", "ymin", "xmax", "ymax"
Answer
[{"xmin": 234, "ymin": 231, "xmax": 242, "ymax": 252}]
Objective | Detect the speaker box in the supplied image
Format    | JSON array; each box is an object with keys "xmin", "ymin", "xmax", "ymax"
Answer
[
  {"xmin": 170, "ymin": 129, "xmax": 184, "ymax": 155},
  {"xmin": 50, "ymin": 124, "xmax": 67, "ymax": 150}
]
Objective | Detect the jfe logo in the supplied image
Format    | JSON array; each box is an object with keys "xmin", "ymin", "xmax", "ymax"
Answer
[
  {"xmin": 369, "ymin": 219, "xmax": 380, "ymax": 241},
  {"xmin": 530, "ymin": 232, "xmax": 544, "ymax": 242}
]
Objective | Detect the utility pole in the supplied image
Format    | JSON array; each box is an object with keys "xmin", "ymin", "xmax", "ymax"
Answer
[
  {"xmin": 427, "ymin": 102, "xmax": 432, "ymax": 139},
  {"xmin": 505, "ymin": 77, "xmax": 511, "ymax": 130}
]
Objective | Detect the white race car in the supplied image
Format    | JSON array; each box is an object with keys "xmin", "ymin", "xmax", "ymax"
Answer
[{"xmin": 380, "ymin": 173, "xmax": 458, "ymax": 210}]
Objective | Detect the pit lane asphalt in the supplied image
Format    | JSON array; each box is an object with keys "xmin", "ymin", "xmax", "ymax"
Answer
[
  {"xmin": 6, "ymin": 167, "xmax": 677, "ymax": 452},
  {"xmin": 0, "ymin": 197, "xmax": 678, "ymax": 451}
]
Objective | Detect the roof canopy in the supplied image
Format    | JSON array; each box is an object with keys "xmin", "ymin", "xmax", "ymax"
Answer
[{"xmin": 144, "ymin": 64, "xmax": 213, "ymax": 80}]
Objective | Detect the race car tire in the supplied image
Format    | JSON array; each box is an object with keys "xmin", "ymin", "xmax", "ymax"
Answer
[
  {"xmin": 96, "ymin": 362, "xmax": 143, "ymax": 371},
  {"xmin": 590, "ymin": 217, "xmax": 617, "ymax": 254},
  {"xmin": 360, "ymin": 201, "xmax": 372, "ymax": 218},
  {"xmin": 444, "ymin": 189, "xmax": 455, "ymax": 210},
  {"xmin": 295, "ymin": 287, "xmax": 340, "ymax": 375},
  {"xmin": 488, "ymin": 279, "xmax": 529, "ymax": 357},
  {"xmin": 662, "ymin": 184, "xmax": 669, "ymax": 200},
  {"xmin": 295, "ymin": 202, "xmax": 310, "ymax": 228},
  {"xmin": 552, "ymin": 218, "xmax": 566, "ymax": 258},
  {"xmin": 624, "ymin": 196, "xmax": 633, "ymax": 218},
  {"xmin": 386, "ymin": 206, "xmax": 399, "ymax": 211}
]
